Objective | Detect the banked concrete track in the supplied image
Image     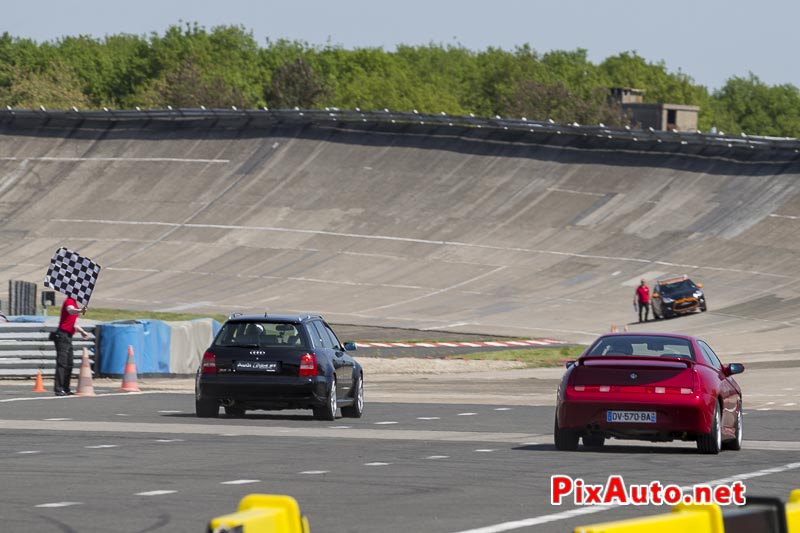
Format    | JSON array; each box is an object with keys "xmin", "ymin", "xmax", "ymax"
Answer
[{"xmin": 1, "ymin": 110, "xmax": 800, "ymax": 361}]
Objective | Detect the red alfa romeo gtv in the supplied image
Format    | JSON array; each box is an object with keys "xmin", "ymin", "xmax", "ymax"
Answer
[{"xmin": 554, "ymin": 332, "xmax": 744, "ymax": 454}]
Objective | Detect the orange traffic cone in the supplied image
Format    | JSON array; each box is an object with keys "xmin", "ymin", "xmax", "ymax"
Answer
[
  {"xmin": 76, "ymin": 348, "xmax": 96, "ymax": 397},
  {"xmin": 119, "ymin": 345, "xmax": 141, "ymax": 392},
  {"xmin": 32, "ymin": 370, "xmax": 47, "ymax": 393}
]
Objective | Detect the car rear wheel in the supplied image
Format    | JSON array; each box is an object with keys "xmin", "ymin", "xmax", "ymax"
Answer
[
  {"xmin": 697, "ymin": 402, "xmax": 722, "ymax": 454},
  {"xmin": 341, "ymin": 373, "xmax": 364, "ymax": 418},
  {"xmin": 313, "ymin": 377, "xmax": 338, "ymax": 421},
  {"xmin": 582, "ymin": 435, "xmax": 605, "ymax": 448},
  {"xmin": 554, "ymin": 415, "xmax": 579, "ymax": 451},
  {"xmin": 196, "ymin": 396, "xmax": 219, "ymax": 418},
  {"xmin": 723, "ymin": 401, "xmax": 743, "ymax": 451}
]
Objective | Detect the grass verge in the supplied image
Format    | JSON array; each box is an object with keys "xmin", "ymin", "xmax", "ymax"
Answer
[{"xmin": 448, "ymin": 345, "xmax": 586, "ymax": 367}]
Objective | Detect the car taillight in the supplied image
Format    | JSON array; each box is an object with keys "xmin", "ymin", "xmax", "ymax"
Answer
[
  {"xmin": 570, "ymin": 385, "xmax": 693, "ymax": 394},
  {"xmin": 299, "ymin": 353, "xmax": 317, "ymax": 377},
  {"xmin": 201, "ymin": 351, "xmax": 216, "ymax": 374}
]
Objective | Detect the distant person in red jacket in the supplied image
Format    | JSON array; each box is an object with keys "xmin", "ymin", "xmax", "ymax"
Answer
[
  {"xmin": 51, "ymin": 297, "xmax": 88, "ymax": 396},
  {"xmin": 634, "ymin": 279, "xmax": 650, "ymax": 323}
]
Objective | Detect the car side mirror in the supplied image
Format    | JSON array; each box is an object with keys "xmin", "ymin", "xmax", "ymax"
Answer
[
  {"xmin": 565, "ymin": 360, "xmax": 576, "ymax": 369},
  {"xmin": 343, "ymin": 342, "xmax": 357, "ymax": 351},
  {"xmin": 725, "ymin": 363, "xmax": 744, "ymax": 376}
]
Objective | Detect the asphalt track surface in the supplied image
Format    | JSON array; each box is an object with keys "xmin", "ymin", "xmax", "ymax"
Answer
[
  {"xmin": 1, "ymin": 370, "xmax": 798, "ymax": 533},
  {"xmin": 2, "ymin": 115, "xmax": 800, "ymax": 359},
  {"xmin": 2, "ymin": 114, "xmax": 800, "ymax": 532}
]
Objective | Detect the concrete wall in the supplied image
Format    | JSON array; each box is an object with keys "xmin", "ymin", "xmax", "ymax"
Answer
[{"xmin": 1, "ymin": 114, "xmax": 799, "ymax": 361}]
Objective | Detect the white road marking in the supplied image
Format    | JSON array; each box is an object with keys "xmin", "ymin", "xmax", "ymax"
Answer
[
  {"xmin": 426, "ymin": 455, "xmax": 450, "ymax": 460},
  {"xmin": 494, "ymin": 408, "xmax": 512, "ymax": 411},
  {"xmin": 364, "ymin": 462, "xmax": 392, "ymax": 466},
  {"xmin": 450, "ymin": 462, "xmax": 800, "ymax": 533},
  {"xmin": 35, "ymin": 502, "xmax": 82, "ymax": 508},
  {"xmin": 158, "ymin": 410, "xmax": 182, "ymax": 414},
  {"xmin": 329, "ymin": 425, "xmax": 352, "ymax": 429},
  {"xmin": 27, "ymin": 218, "xmax": 800, "ymax": 283},
  {"xmin": 757, "ymin": 408, "xmax": 772, "ymax": 411},
  {"xmin": 0, "ymin": 156, "xmax": 229, "ymax": 163},
  {"xmin": 155, "ymin": 439, "xmax": 184, "ymax": 443},
  {"xmin": 115, "ymin": 413, "xmax": 130, "ymax": 417},
  {"xmin": 221, "ymin": 480, "xmax": 260, "ymax": 485},
  {"xmin": 785, "ymin": 403, "xmax": 797, "ymax": 406},
  {"xmin": 417, "ymin": 417, "xmax": 440, "ymax": 420},
  {"xmin": 458, "ymin": 413, "xmax": 478, "ymax": 416},
  {"xmin": 135, "ymin": 490, "xmax": 177, "ymax": 496},
  {"xmin": 474, "ymin": 449, "xmax": 495, "ymax": 453},
  {"xmin": 17, "ymin": 450, "xmax": 40, "ymax": 454},
  {"xmin": 220, "ymin": 433, "xmax": 240, "ymax": 437},
  {"xmin": 299, "ymin": 471, "xmax": 329, "ymax": 475},
  {"xmin": 85, "ymin": 445, "xmax": 118, "ymax": 449},
  {"xmin": 547, "ymin": 187, "xmax": 607, "ymax": 197},
  {"xmin": 44, "ymin": 418, "xmax": 72, "ymax": 421},
  {"xmin": 374, "ymin": 421, "xmax": 398, "ymax": 425}
]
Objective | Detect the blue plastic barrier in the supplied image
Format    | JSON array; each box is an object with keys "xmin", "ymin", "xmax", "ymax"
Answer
[{"xmin": 97, "ymin": 320, "xmax": 170, "ymax": 376}]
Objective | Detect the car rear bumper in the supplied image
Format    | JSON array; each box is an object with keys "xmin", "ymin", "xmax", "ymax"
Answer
[
  {"xmin": 557, "ymin": 394, "xmax": 711, "ymax": 436},
  {"xmin": 197, "ymin": 374, "xmax": 329, "ymax": 408}
]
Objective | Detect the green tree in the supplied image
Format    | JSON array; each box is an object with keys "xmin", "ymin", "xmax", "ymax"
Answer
[
  {"xmin": 711, "ymin": 74, "xmax": 800, "ymax": 137},
  {"xmin": 0, "ymin": 60, "xmax": 91, "ymax": 109},
  {"xmin": 133, "ymin": 23, "xmax": 263, "ymax": 108},
  {"xmin": 264, "ymin": 56, "xmax": 330, "ymax": 109}
]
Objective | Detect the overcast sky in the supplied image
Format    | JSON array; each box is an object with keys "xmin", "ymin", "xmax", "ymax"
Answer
[{"xmin": 3, "ymin": 0, "xmax": 797, "ymax": 90}]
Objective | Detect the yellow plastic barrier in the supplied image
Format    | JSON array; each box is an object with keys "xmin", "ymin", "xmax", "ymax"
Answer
[
  {"xmin": 208, "ymin": 494, "xmax": 310, "ymax": 533},
  {"xmin": 573, "ymin": 502, "xmax": 724, "ymax": 533},
  {"xmin": 787, "ymin": 489, "xmax": 800, "ymax": 533}
]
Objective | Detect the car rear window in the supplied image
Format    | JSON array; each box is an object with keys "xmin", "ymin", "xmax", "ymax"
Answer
[
  {"xmin": 587, "ymin": 336, "xmax": 695, "ymax": 360},
  {"xmin": 215, "ymin": 321, "xmax": 307, "ymax": 348}
]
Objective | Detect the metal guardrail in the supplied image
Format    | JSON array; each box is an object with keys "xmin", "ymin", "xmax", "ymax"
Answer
[
  {"xmin": 0, "ymin": 322, "xmax": 96, "ymax": 378},
  {"xmin": 1, "ymin": 107, "xmax": 799, "ymax": 162}
]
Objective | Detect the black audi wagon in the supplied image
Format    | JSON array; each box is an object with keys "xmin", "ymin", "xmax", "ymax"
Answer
[{"xmin": 195, "ymin": 313, "xmax": 363, "ymax": 420}]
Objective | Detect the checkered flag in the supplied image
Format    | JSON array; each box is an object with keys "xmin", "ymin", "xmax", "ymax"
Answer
[{"xmin": 44, "ymin": 248, "xmax": 102, "ymax": 306}]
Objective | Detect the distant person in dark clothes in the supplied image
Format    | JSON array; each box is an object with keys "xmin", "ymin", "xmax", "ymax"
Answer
[
  {"xmin": 634, "ymin": 279, "xmax": 650, "ymax": 323},
  {"xmin": 51, "ymin": 297, "xmax": 88, "ymax": 396}
]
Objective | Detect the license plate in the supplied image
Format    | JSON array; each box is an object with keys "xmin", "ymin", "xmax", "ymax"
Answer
[
  {"xmin": 607, "ymin": 410, "xmax": 657, "ymax": 423},
  {"xmin": 235, "ymin": 360, "xmax": 279, "ymax": 373}
]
